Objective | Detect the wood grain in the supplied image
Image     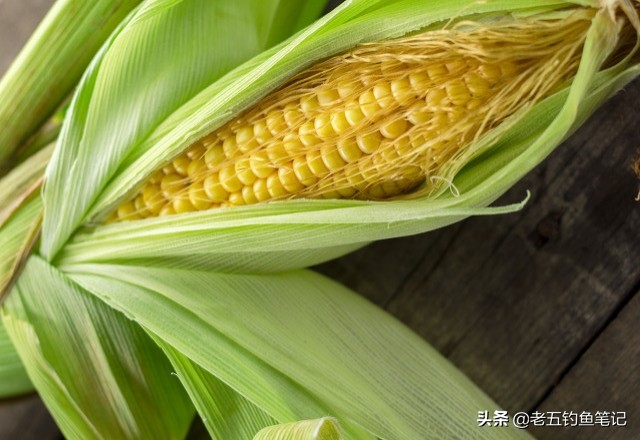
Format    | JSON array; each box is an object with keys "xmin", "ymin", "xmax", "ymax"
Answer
[
  {"xmin": 0, "ymin": 394, "xmax": 60, "ymax": 440},
  {"xmin": 532, "ymin": 292, "xmax": 640, "ymax": 439}
]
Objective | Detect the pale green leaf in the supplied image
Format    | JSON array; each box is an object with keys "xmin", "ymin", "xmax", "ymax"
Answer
[
  {"xmin": 156, "ymin": 338, "xmax": 278, "ymax": 440},
  {"xmin": 69, "ymin": 263, "xmax": 532, "ymax": 440},
  {"xmin": 59, "ymin": 199, "xmax": 527, "ymax": 273},
  {"xmin": 0, "ymin": 196, "xmax": 42, "ymax": 397},
  {"xmin": 0, "ymin": 319, "xmax": 32, "ymax": 397},
  {"xmin": 253, "ymin": 418, "xmax": 342, "ymax": 440},
  {"xmin": 0, "ymin": 196, "xmax": 42, "ymax": 297},
  {"xmin": 2, "ymin": 256, "xmax": 195, "ymax": 440},
  {"xmin": 0, "ymin": 147, "xmax": 52, "ymax": 397},
  {"xmin": 0, "ymin": 0, "xmax": 142, "ymax": 170},
  {"xmin": 0, "ymin": 143, "xmax": 51, "ymax": 216}
]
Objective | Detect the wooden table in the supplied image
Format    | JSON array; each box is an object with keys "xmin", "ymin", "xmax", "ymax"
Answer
[{"xmin": 1, "ymin": 1, "xmax": 638, "ymax": 439}]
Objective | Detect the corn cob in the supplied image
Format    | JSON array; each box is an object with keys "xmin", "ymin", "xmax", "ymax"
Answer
[{"xmin": 109, "ymin": 11, "xmax": 593, "ymax": 222}]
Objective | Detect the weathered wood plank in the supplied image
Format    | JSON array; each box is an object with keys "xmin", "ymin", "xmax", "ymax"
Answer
[
  {"xmin": 531, "ymin": 291, "xmax": 640, "ymax": 439},
  {"xmin": 0, "ymin": 393, "xmax": 60, "ymax": 440}
]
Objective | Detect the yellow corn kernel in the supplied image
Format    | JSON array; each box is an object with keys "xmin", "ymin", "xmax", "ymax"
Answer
[
  {"xmin": 142, "ymin": 184, "xmax": 164, "ymax": 215},
  {"xmin": 134, "ymin": 196, "xmax": 149, "ymax": 218},
  {"xmin": 337, "ymin": 138, "xmax": 363, "ymax": 163},
  {"xmin": 425, "ymin": 88, "xmax": 447, "ymax": 108},
  {"xmin": 431, "ymin": 113, "xmax": 448, "ymax": 132},
  {"xmin": 253, "ymin": 178, "xmax": 270, "ymax": 202},
  {"xmin": 306, "ymin": 150, "xmax": 330, "ymax": 178},
  {"xmin": 242, "ymin": 185, "xmax": 259, "ymax": 205},
  {"xmin": 159, "ymin": 204, "xmax": 176, "ymax": 217},
  {"xmin": 293, "ymin": 155, "xmax": 318, "ymax": 186},
  {"xmin": 300, "ymin": 95, "xmax": 320, "ymax": 113},
  {"xmin": 380, "ymin": 118, "xmax": 408, "ymax": 139},
  {"xmin": 478, "ymin": 64, "xmax": 502, "ymax": 81},
  {"xmin": 148, "ymin": 170, "xmax": 164, "ymax": 184},
  {"xmin": 299, "ymin": 121, "xmax": 321, "ymax": 146},
  {"xmin": 205, "ymin": 145, "xmax": 225, "ymax": 169},
  {"xmin": 390, "ymin": 78, "xmax": 413, "ymax": 104},
  {"xmin": 283, "ymin": 133, "xmax": 305, "ymax": 155},
  {"xmin": 356, "ymin": 132, "xmax": 382, "ymax": 154},
  {"xmin": 394, "ymin": 136, "xmax": 412, "ymax": 157},
  {"xmin": 236, "ymin": 125, "xmax": 258, "ymax": 153},
  {"xmin": 253, "ymin": 121, "xmax": 272, "ymax": 143},
  {"xmin": 320, "ymin": 145, "xmax": 346, "ymax": 171},
  {"xmin": 250, "ymin": 151, "xmax": 275, "ymax": 178},
  {"xmin": 465, "ymin": 72, "xmax": 491, "ymax": 96},
  {"xmin": 283, "ymin": 103, "xmax": 303, "ymax": 127},
  {"xmin": 228, "ymin": 191, "xmax": 245, "ymax": 206},
  {"xmin": 222, "ymin": 135, "xmax": 237, "ymax": 157},
  {"xmin": 173, "ymin": 155, "xmax": 190, "ymax": 176},
  {"xmin": 344, "ymin": 164, "xmax": 366, "ymax": 189},
  {"xmin": 336, "ymin": 81, "xmax": 357, "ymax": 99},
  {"xmin": 266, "ymin": 142, "xmax": 289, "ymax": 164},
  {"xmin": 267, "ymin": 173, "xmax": 287, "ymax": 198},
  {"xmin": 203, "ymin": 173, "xmax": 229, "ymax": 202},
  {"xmin": 187, "ymin": 157, "xmax": 206, "ymax": 180},
  {"xmin": 407, "ymin": 104, "xmax": 430, "ymax": 125},
  {"xmin": 117, "ymin": 201, "xmax": 141, "ymax": 221},
  {"xmin": 330, "ymin": 111, "xmax": 350, "ymax": 134},
  {"xmin": 162, "ymin": 162, "xmax": 176, "ymax": 175},
  {"xmin": 359, "ymin": 90, "xmax": 381, "ymax": 118},
  {"xmin": 266, "ymin": 111, "xmax": 287, "ymax": 135},
  {"xmin": 445, "ymin": 79, "xmax": 471, "ymax": 106},
  {"xmin": 336, "ymin": 184, "xmax": 357, "ymax": 198},
  {"xmin": 372, "ymin": 82, "xmax": 394, "ymax": 108},
  {"xmin": 314, "ymin": 114, "xmax": 335, "ymax": 138},
  {"xmin": 278, "ymin": 165, "xmax": 305, "ymax": 192},
  {"xmin": 186, "ymin": 143, "xmax": 206, "ymax": 160},
  {"xmin": 344, "ymin": 103, "xmax": 366, "ymax": 126},
  {"xmin": 317, "ymin": 88, "xmax": 340, "ymax": 107},
  {"xmin": 235, "ymin": 157, "xmax": 256, "ymax": 186},
  {"xmin": 446, "ymin": 59, "xmax": 467, "ymax": 75},
  {"xmin": 173, "ymin": 195, "xmax": 197, "ymax": 214},
  {"xmin": 426, "ymin": 64, "xmax": 448, "ymax": 81},
  {"xmin": 188, "ymin": 181, "xmax": 211, "ymax": 211},
  {"xmin": 161, "ymin": 174, "xmax": 185, "ymax": 198},
  {"xmin": 219, "ymin": 165, "xmax": 243, "ymax": 193},
  {"xmin": 408, "ymin": 72, "xmax": 429, "ymax": 93}
]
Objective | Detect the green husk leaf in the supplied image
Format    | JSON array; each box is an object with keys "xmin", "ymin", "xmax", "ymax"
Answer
[
  {"xmin": 59, "ymin": 199, "xmax": 527, "ymax": 272},
  {"xmin": 0, "ymin": 0, "xmax": 142, "ymax": 172},
  {"xmin": 0, "ymin": 194, "xmax": 42, "ymax": 313},
  {"xmin": 155, "ymin": 338, "xmax": 278, "ymax": 440},
  {"xmin": 0, "ymin": 146, "xmax": 53, "ymax": 397},
  {"xmin": 0, "ymin": 143, "xmax": 51, "ymax": 217},
  {"xmin": 253, "ymin": 418, "xmax": 342, "ymax": 440},
  {"xmin": 68, "ymin": 262, "xmax": 531, "ymax": 440},
  {"xmin": 41, "ymin": 0, "xmax": 329, "ymax": 259},
  {"xmin": 0, "ymin": 319, "xmax": 32, "ymax": 397},
  {"xmin": 0, "ymin": 144, "xmax": 52, "ymax": 297},
  {"xmin": 1, "ymin": 257, "xmax": 194, "ymax": 440}
]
